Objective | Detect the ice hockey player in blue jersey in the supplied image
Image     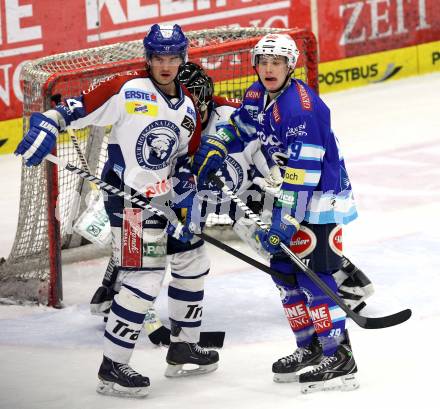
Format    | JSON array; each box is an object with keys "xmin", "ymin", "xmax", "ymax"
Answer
[{"xmin": 192, "ymin": 33, "xmax": 361, "ymax": 393}]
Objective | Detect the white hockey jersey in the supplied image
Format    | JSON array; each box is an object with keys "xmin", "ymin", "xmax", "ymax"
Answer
[{"xmin": 60, "ymin": 70, "xmax": 201, "ymax": 197}]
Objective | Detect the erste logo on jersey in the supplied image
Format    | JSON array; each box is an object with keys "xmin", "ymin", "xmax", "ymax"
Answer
[
  {"xmin": 136, "ymin": 120, "xmax": 179, "ymax": 170},
  {"xmin": 125, "ymin": 88, "xmax": 158, "ymax": 117},
  {"xmin": 186, "ymin": 106, "xmax": 196, "ymax": 121}
]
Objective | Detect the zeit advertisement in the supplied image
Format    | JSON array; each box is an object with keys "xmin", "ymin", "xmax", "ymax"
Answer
[{"xmin": 0, "ymin": 0, "xmax": 439, "ymax": 154}]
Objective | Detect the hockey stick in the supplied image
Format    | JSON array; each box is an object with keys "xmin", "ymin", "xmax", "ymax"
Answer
[
  {"xmin": 46, "ymin": 154, "xmax": 286, "ymax": 347},
  {"xmin": 208, "ymin": 174, "xmax": 412, "ymax": 330},
  {"xmin": 45, "ymin": 154, "xmax": 303, "ymax": 284}
]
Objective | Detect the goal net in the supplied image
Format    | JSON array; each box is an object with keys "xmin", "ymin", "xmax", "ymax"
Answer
[{"xmin": 0, "ymin": 27, "xmax": 318, "ymax": 306}]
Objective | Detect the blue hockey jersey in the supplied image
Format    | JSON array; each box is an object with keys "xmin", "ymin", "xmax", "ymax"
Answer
[{"xmin": 224, "ymin": 79, "xmax": 358, "ymax": 225}]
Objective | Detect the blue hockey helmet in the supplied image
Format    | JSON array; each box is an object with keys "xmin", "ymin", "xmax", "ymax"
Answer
[{"xmin": 144, "ymin": 24, "xmax": 188, "ymax": 63}]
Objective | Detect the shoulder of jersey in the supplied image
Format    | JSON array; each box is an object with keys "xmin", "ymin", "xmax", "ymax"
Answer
[
  {"xmin": 83, "ymin": 69, "xmax": 147, "ymax": 96},
  {"xmin": 212, "ymin": 95, "xmax": 240, "ymax": 108},
  {"xmin": 82, "ymin": 69, "xmax": 148, "ymax": 111},
  {"xmin": 242, "ymin": 82, "xmax": 265, "ymax": 102},
  {"xmin": 280, "ymin": 78, "xmax": 316, "ymax": 114}
]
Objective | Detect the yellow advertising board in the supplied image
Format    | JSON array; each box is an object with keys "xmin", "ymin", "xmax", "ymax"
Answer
[
  {"xmin": 0, "ymin": 118, "xmax": 22, "ymax": 156},
  {"xmin": 318, "ymin": 40, "xmax": 440, "ymax": 94},
  {"xmin": 418, "ymin": 41, "xmax": 440, "ymax": 75}
]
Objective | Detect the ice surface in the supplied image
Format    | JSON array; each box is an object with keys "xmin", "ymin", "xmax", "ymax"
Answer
[{"xmin": 1, "ymin": 73, "xmax": 440, "ymax": 409}]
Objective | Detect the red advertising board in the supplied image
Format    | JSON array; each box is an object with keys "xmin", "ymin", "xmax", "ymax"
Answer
[
  {"xmin": 317, "ymin": 0, "xmax": 440, "ymax": 62},
  {"xmin": 0, "ymin": 0, "xmax": 310, "ymax": 123},
  {"xmin": 1, "ymin": 0, "xmax": 439, "ymax": 128}
]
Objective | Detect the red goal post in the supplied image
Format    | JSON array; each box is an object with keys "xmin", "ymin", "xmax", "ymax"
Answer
[{"xmin": 0, "ymin": 27, "xmax": 318, "ymax": 307}]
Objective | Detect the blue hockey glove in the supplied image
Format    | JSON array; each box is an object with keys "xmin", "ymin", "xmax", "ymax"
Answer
[
  {"xmin": 15, "ymin": 113, "xmax": 59, "ymax": 166},
  {"xmin": 256, "ymin": 208, "xmax": 300, "ymax": 254},
  {"xmin": 191, "ymin": 134, "xmax": 228, "ymax": 189},
  {"xmin": 166, "ymin": 219, "xmax": 194, "ymax": 243}
]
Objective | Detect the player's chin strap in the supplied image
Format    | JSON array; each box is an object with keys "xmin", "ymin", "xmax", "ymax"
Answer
[{"xmin": 206, "ymin": 173, "xmax": 412, "ymax": 330}]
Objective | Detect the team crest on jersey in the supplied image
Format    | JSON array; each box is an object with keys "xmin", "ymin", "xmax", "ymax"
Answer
[
  {"xmin": 136, "ymin": 120, "xmax": 179, "ymax": 170},
  {"xmin": 205, "ymin": 156, "xmax": 244, "ymax": 203},
  {"xmin": 278, "ymin": 285, "xmax": 313, "ymax": 306},
  {"xmin": 260, "ymin": 132, "xmax": 284, "ymax": 166}
]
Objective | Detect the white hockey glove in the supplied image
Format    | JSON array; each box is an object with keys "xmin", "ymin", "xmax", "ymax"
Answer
[
  {"xmin": 233, "ymin": 217, "xmax": 270, "ymax": 260},
  {"xmin": 269, "ymin": 165, "xmax": 283, "ymax": 186}
]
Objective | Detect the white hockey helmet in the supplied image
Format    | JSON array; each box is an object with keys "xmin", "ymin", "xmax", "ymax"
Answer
[{"xmin": 251, "ymin": 33, "xmax": 300, "ymax": 70}]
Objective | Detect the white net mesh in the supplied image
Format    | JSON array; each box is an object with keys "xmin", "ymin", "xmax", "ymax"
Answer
[{"xmin": 0, "ymin": 27, "xmax": 318, "ymax": 305}]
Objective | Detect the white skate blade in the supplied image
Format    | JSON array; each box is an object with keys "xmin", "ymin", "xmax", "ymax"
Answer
[
  {"xmin": 301, "ymin": 373, "xmax": 359, "ymax": 394},
  {"xmin": 273, "ymin": 372, "xmax": 299, "ymax": 383},
  {"xmin": 164, "ymin": 362, "xmax": 219, "ymax": 378},
  {"xmin": 96, "ymin": 379, "xmax": 149, "ymax": 398}
]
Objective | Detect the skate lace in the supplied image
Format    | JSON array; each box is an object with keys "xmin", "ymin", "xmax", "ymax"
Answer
[
  {"xmin": 118, "ymin": 364, "xmax": 140, "ymax": 378},
  {"xmin": 193, "ymin": 343, "xmax": 210, "ymax": 356},
  {"xmin": 282, "ymin": 347, "xmax": 311, "ymax": 364},
  {"xmin": 309, "ymin": 355, "xmax": 337, "ymax": 373}
]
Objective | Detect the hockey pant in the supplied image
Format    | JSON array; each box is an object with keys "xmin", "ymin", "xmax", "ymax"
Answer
[
  {"xmin": 271, "ymin": 260, "xmax": 346, "ymax": 357},
  {"xmin": 104, "ymin": 223, "xmax": 209, "ymax": 363},
  {"xmin": 102, "ymin": 177, "xmax": 210, "ymax": 363},
  {"xmin": 167, "ymin": 237, "xmax": 210, "ymax": 343}
]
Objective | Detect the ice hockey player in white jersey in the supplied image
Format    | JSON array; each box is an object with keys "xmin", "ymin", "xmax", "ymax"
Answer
[
  {"xmin": 91, "ymin": 61, "xmax": 374, "ymax": 349},
  {"xmin": 15, "ymin": 24, "xmax": 220, "ymax": 398},
  {"xmin": 90, "ymin": 61, "xmax": 277, "ymax": 346}
]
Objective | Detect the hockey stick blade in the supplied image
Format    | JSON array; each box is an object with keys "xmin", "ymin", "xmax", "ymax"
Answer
[
  {"xmin": 279, "ymin": 243, "xmax": 412, "ymax": 329},
  {"xmin": 352, "ymin": 308, "xmax": 412, "ymax": 330}
]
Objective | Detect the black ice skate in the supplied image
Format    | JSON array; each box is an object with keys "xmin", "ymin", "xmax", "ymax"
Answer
[
  {"xmin": 165, "ymin": 341, "xmax": 219, "ymax": 377},
  {"xmin": 335, "ymin": 257, "xmax": 374, "ymax": 313},
  {"xmin": 96, "ymin": 356, "xmax": 150, "ymax": 398},
  {"xmin": 299, "ymin": 334, "xmax": 359, "ymax": 393},
  {"xmin": 272, "ymin": 336, "xmax": 322, "ymax": 383},
  {"xmin": 90, "ymin": 286, "xmax": 115, "ymax": 317}
]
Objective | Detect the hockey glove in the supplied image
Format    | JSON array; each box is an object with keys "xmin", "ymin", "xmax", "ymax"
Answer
[
  {"xmin": 192, "ymin": 134, "xmax": 228, "ymax": 189},
  {"xmin": 256, "ymin": 207, "xmax": 300, "ymax": 254},
  {"xmin": 15, "ymin": 113, "xmax": 59, "ymax": 166},
  {"xmin": 166, "ymin": 208, "xmax": 197, "ymax": 244}
]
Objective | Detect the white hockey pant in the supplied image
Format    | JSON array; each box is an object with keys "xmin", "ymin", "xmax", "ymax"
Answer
[
  {"xmin": 168, "ymin": 245, "xmax": 210, "ymax": 343},
  {"xmin": 103, "ymin": 226, "xmax": 166, "ymax": 363}
]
